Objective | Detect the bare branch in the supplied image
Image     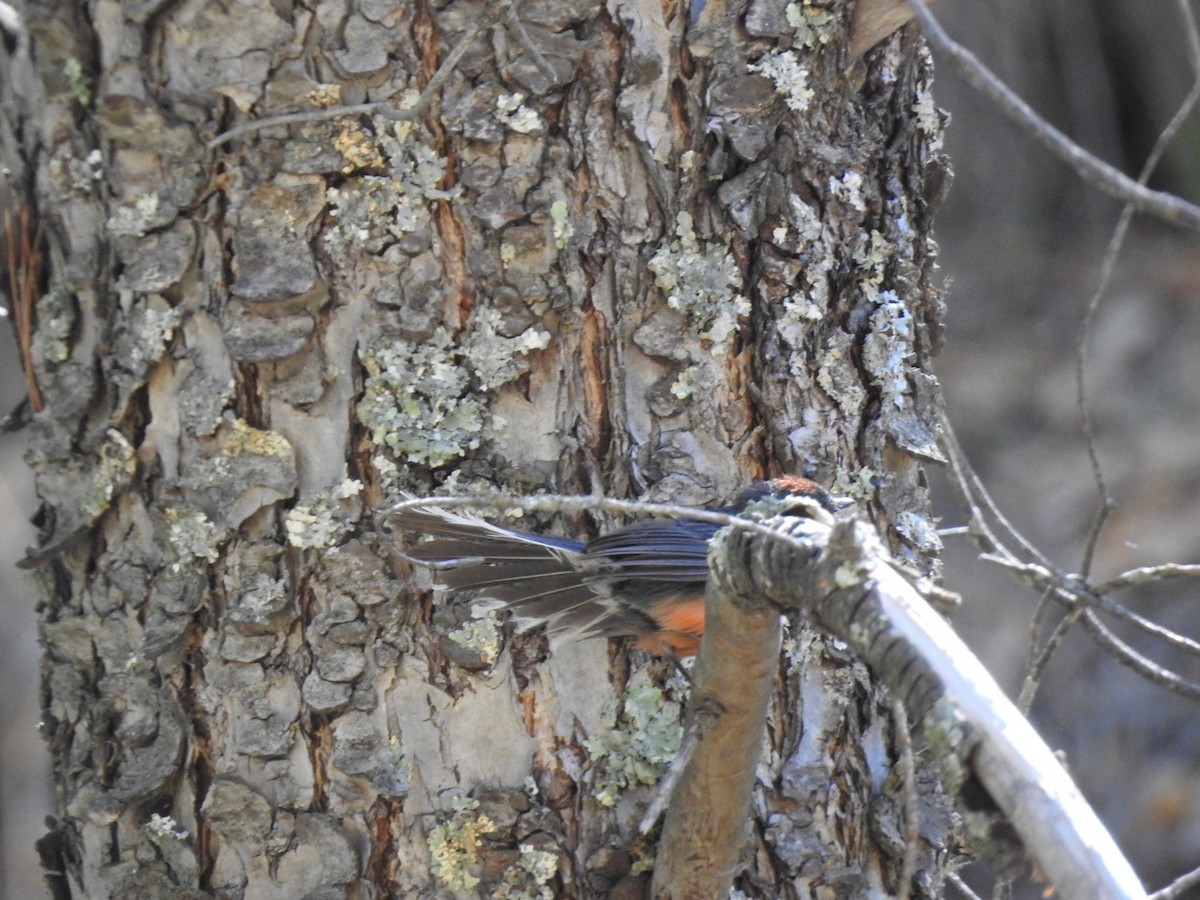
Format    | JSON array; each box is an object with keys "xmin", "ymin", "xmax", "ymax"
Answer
[
  {"xmin": 650, "ymin": 578, "xmax": 781, "ymax": 898},
  {"xmin": 943, "ymin": 416, "xmax": 1200, "ymax": 703},
  {"xmin": 940, "ymin": 413, "xmax": 1056, "ymax": 571},
  {"xmin": 905, "ymin": 0, "xmax": 1200, "ymax": 230},
  {"xmin": 891, "ymin": 700, "xmax": 919, "ymax": 900},
  {"xmin": 707, "ymin": 514, "xmax": 1147, "ymax": 900},
  {"xmin": 1095, "ymin": 563, "xmax": 1200, "ymax": 595},
  {"xmin": 980, "ymin": 554, "xmax": 1200, "ymax": 661}
]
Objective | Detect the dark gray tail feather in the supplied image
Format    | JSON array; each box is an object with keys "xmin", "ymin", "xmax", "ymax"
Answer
[{"xmin": 389, "ymin": 503, "xmax": 657, "ymax": 641}]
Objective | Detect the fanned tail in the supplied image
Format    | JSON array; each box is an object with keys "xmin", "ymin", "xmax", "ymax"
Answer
[{"xmin": 390, "ymin": 503, "xmax": 654, "ymax": 641}]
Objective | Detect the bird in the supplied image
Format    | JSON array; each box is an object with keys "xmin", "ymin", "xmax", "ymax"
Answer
[{"xmin": 391, "ymin": 476, "xmax": 852, "ymax": 658}]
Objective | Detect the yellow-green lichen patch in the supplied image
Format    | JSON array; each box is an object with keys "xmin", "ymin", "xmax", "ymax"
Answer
[
  {"xmin": 224, "ymin": 417, "xmax": 294, "ymax": 459},
  {"xmin": 785, "ymin": 1, "xmax": 839, "ymax": 49},
  {"xmin": 358, "ymin": 333, "xmax": 485, "ymax": 468},
  {"xmin": 359, "ymin": 313, "xmax": 550, "ymax": 469},
  {"xmin": 81, "ymin": 429, "xmax": 138, "ymax": 520},
  {"xmin": 324, "ymin": 115, "xmax": 459, "ymax": 254},
  {"xmin": 35, "ymin": 287, "xmax": 74, "ymax": 364},
  {"xmin": 447, "ymin": 607, "xmax": 504, "ymax": 669},
  {"xmin": 550, "ymin": 200, "xmax": 572, "ymax": 250},
  {"xmin": 583, "ymin": 683, "xmax": 683, "ymax": 807},
  {"xmin": 428, "ymin": 797, "xmax": 499, "ymax": 892},
  {"xmin": 648, "ymin": 211, "xmax": 750, "ymax": 345},
  {"xmin": 164, "ymin": 506, "xmax": 223, "ymax": 570},
  {"xmin": 284, "ymin": 478, "xmax": 363, "ymax": 549}
]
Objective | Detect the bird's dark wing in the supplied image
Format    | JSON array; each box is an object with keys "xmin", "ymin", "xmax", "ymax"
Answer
[
  {"xmin": 584, "ymin": 519, "xmax": 717, "ymax": 584},
  {"xmin": 391, "ymin": 504, "xmax": 656, "ymax": 640}
]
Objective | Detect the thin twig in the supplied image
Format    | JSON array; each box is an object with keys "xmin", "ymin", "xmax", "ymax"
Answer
[
  {"xmin": 1095, "ymin": 563, "xmax": 1200, "ymax": 595},
  {"xmin": 940, "ymin": 413, "xmax": 1055, "ymax": 571},
  {"xmin": 1150, "ymin": 861, "xmax": 1200, "ymax": 900},
  {"xmin": 982, "ymin": 554, "xmax": 1200, "ymax": 659},
  {"xmin": 1020, "ymin": 587, "xmax": 1057, "ymax": 713},
  {"xmin": 638, "ymin": 712, "xmax": 704, "ymax": 833},
  {"xmin": 1019, "ymin": 599, "xmax": 1086, "ymax": 714},
  {"xmin": 497, "ymin": 0, "xmax": 558, "ymax": 85},
  {"xmin": 946, "ymin": 407, "xmax": 1200, "ymax": 703},
  {"xmin": 905, "ymin": 0, "xmax": 1200, "ymax": 230},
  {"xmin": 1081, "ymin": 611, "xmax": 1200, "ymax": 701},
  {"xmin": 1073, "ymin": 0, "xmax": 1200, "ymax": 580},
  {"xmin": 207, "ymin": 1, "xmax": 508, "ymax": 150},
  {"xmin": 946, "ymin": 872, "xmax": 985, "ymax": 900}
]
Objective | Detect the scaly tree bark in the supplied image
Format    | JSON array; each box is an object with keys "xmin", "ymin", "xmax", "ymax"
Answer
[{"xmin": 4, "ymin": 0, "xmax": 958, "ymax": 895}]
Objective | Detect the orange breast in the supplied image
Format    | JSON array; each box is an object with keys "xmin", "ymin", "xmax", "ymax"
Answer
[{"xmin": 632, "ymin": 596, "xmax": 706, "ymax": 658}]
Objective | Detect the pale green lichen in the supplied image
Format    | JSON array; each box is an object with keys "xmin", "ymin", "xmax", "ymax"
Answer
[
  {"xmin": 777, "ymin": 293, "xmax": 823, "ymax": 353},
  {"xmin": 852, "ymin": 230, "xmax": 895, "ymax": 290},
  {"xmin": 165, "ymin": 506, "xmax": 223, "ymax": 569},
  {"xmin": 670, "ymin": 364, "xmax": 704, "ymax": 399},
  {"xmin": 63, "ymin": 56, "xmax": 92, "ymax": 106},
  {"xmin": 82, "ymin": 430, "xmax": 137, "ymax": 520},
  {"xmin": 67, "ymin": 149, "xmax": 104, "ymax": 192},
  {"xmin": 325, "ymin": 115, "xmax": 459, "ymax": 253},
  {"xmin": 550, "ymin": 200, "xmax": 572, "ymax": 250},
  {"xmin": 894, "ymin": 510, "xmax": 943, "ymax": 554},
  {"xmin": 829, "ymin": 171, "xmax": 866, "ymax": 212},
  {"xmin": 429, "ymin": 797, "xmax": 498, "ymax": 892},
  {"xmin": 127, "ymin": 303, "xmax": 182, "ymax": 370},
  {"xmin": 448, "ymin": 607, "xmax": 503, "ymax": 667},
  {"xmin": 750, "ymin": 50, "xmax": 813, "ymax": 112},
  {"xmin": 360, "ymin": 314, "xmax": 550, "ymax": 468},
  {"xmin": 785, "ymin": 1, "xmax": 839, "ymax": 49},
  {"xmin": 922, "ymin": 695, "xmax": 969, "ymax": 794},
  {"xmin": 465, "ymin": 308, "xmax": 551, "ymax": 391},
  {"xmin": 284, "ymin": 478, "xmax": 363, "ymax": 549},
  {"xmin": 490, "ymin": 844, "xmax": 558, "ymax": 900},
  {"xmin": 106, "ymin": 193, "xmax": 161, "ymax": 238},
  {"xmin": 143, "ymin": 814, "xmax": 188, "ymax": 841},
  {"xmin": 496, "ymin": 92, "xmax": 544, "ymax": 135},
  {"xmin": 648, "ymin": 211, "xmax": 749, "ymax": 344},
  {"xmin": 390, "ymin": 733, "xmax": 408, "ymax": 776},
  {"xmin": 358, "ymin": 332, "xmax": 485, "ymax": 468},
  {"xmin": 234, "ymin": 573, "xmax": 288, "ymax": 621},
  {"xmin": 583, "ymin": 683, "xmax": 683, "ymax": 807},
  {"xmin": 831, "ymin": 466, "xmax": 876, "ymax": 501},
  {"xmin": 861, "ymin": 292, "xmax": 913, "ymax": 410},
  {"xmin": 35, "ymin": 288, "xmax": 74, "ymax": 364}
]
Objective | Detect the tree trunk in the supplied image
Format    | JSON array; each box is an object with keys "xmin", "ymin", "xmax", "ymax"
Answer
[{"xmin": 6, "ymin": 0, "xmax": 955, "ymax": 896}]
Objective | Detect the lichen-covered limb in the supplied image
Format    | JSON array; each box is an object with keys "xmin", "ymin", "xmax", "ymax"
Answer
[
  {"xmin": 675, "ymin": 515, "xmax": 1149, "ymax": 900},
  {"xmin": 651, "ymin": 579, "xmax": 781, "ymax": 899}
]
